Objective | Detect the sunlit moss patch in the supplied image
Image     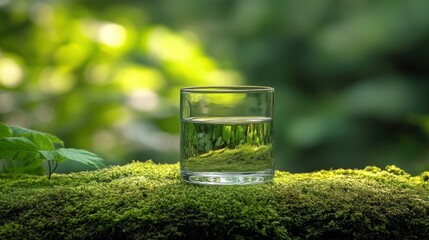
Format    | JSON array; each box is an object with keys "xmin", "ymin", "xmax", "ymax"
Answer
[{"xmin": 0, "ymin": 161, "xmax": 428, "ymax": 239}]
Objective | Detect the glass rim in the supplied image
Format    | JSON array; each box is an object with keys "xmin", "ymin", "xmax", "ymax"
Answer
[{"xmin": 180, "ymin": 85, "xmax": 274, "ymax": 93}]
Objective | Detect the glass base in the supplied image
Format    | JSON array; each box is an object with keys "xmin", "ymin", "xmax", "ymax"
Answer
[{"xmin": 181, "ymin": 170, "xmax": 274, "ymax": 185}]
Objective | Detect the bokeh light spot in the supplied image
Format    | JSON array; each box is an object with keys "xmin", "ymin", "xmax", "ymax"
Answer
[
  {"xmin": 113, "ymin": 65, "xmax": 166, "ymax": 91},
  {"xmin": 81, "ymin": 20, "xmax": 127, "ymax": 47},
  {"xmin": 39, "ymin": 67, "xmax": 75, "ymax": 94},
  {"xmin": 92, "ymin": 130, "xmax": 116, "ymax": 151},
  {"xmin": 0, "ymin": 0, "xmax": 10, "ymax": 7},
  {"xmin": 98, "ymin": 23, "xmax": 127, "ymax": 47},
  {"xmin": 55, "ymin": 44, "xmax": 86, "ymax": 68},
  {"xmin": 29, "ymin": 2, "xmax": 54, "ymax": 27},
  {"xmin": 0, "ymin": 93, "xmax": 15, "ymax": 113},
  {"xmin": 146, "ymin": 27, "xmax": 197, "ymax": 61},
  {"xmin": 126, "ymin": 89, "xmax": 160, "ymax": 112},
  {"xmin": 34, "ymin": 104, "xmax": 55, "ymax": 124},
  {"xmin": 0, "ymin": 57, "xmax": 23, "ymax": 88},
  {"xmin": 85, "ymin": 63, "xmax": 111, "ymax": 85}
]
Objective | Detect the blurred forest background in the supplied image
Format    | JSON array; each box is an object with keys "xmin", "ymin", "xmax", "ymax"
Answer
[{"xmin": 1, "ymin": 0, "xmax": 429, "ymax": 174}]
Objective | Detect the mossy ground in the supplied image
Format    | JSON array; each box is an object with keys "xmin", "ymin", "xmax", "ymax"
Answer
[
  {"xmin": 183, "ymin": 145, "xmax": 273, "ymax": 172},
  {"xmin": 0, "ymin": 161, "xmax": 428, "ymax": 240}
]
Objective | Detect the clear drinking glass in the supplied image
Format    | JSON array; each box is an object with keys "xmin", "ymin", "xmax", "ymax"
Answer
[{"xmin": 180, "ymin": 86, "xmax": 275, "ymax": 185}]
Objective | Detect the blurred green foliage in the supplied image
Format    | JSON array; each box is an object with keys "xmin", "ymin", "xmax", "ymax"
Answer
[{"xmin": 1, "ymin": 0, "xmax": 429, "ymax": 174}]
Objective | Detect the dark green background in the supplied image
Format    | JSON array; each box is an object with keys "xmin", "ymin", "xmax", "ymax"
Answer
[{"xmin": 1, "ymin": 0, "xmax": 429, "ymax": 174}]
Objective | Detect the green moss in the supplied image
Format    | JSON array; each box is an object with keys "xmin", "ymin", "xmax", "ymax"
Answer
[
  {"xmin": 0, "ymin": 161, "xmax": 428, "ymax": 239},
  {"xmin": 182, "ymin": 145, "xmax": 273, "ymax": 172},
  {"xmin": 421, "ymin": 171, "xmax": 429, "ymax": 182}
]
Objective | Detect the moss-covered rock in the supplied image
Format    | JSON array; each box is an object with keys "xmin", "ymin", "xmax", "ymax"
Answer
[{"xmin": 0, "ymin": 161, "xmax": 428, "ymax": 239}]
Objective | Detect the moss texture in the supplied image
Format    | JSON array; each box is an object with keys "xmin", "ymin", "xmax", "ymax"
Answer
[
  {"xmin": 183, "ymin": 145, "xmax": 273, "ymax": 172},
  {"xmin": 0, "ymin": 161, "xmax": 428, "ymax": 240}
]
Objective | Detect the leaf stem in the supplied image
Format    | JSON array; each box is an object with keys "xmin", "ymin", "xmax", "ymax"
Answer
[
  {"xmin": 47, "ymin": 161, "xmax": 52, "ymax": 179},
  {"xmin": 52, "ymin": 161, "xmax": 58, "ymax": 174},
  {"xmin": 47, "ymin": 160, "xmax": 59, "ymax": 180},
  {"xmin": 8, "ymin": 152, "xmax": 19, "ymax": 174}
]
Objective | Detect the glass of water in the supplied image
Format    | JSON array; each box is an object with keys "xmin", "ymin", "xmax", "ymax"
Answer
[{"xmin": 180, "ymin": 86, "xmax": 275, "ymax": 185}]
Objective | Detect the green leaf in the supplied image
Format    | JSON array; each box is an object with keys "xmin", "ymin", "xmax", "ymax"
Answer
[
  {"xmin": 0, "ymin": 137, "xmax": 39, "ymax": 160},
  {"xmin": 10, "ymin": 125, "xmax": 64, "ymax": 146},
  {"xmin": 27, "ymin": 133, "xmax": 56, "ymax": 151},
  {"xmin": 0, "ymin": 123, "xmax": 13, "ymax": 139},
  {"xmin": 43, "ymin": 148, "xmax": 104, "ymax": 168},
  {"xmin": 0, "ymin": 137, "xmax": 44, "ymax": 175},
  {"xmin": 44, "ymin": 133, "xmax": 64, "ymax": 147},
  {"xmin": 38, "ymin": 150, "xmax": 64, "ymax": 162},
  {"xmin": 9, "ymin": 125, "xmax": 35, "ymax": 135},
  {"xmin": 9, "ymin": 126, "xmax": 64, "ymax": 150}
]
